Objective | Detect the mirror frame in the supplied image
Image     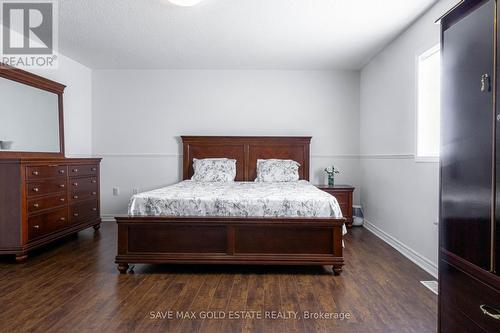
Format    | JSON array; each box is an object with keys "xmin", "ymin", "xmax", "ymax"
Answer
[{"xmin": 0, "ymin": 63, "xmax": 66, "ymax": 158}]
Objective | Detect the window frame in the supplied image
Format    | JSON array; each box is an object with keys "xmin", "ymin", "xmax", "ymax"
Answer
[{"xmin": 415, "ymin": 44, "xmax": 441, "ymax": 163}]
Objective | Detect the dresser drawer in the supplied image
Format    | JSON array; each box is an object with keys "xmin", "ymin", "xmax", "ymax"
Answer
[
  {"xmin": 27, "ymin": 194, "xmax": 67, "ymax": 214},
  {"xmin": 70, "ymin": 177, "xmax": 98, "ymax": 192},
  {"xmin": 70, "ymin": 181, "xmax": 98, "ymax": 203},
  {"xmin": 28, "ymin": 208, "xmax": 68, "ymax": 240},
  {"xmin": 27, "ymin": 179, "xmax": 67, "ymax": 197},
  {"xmin": 69, "ymin": 164, "xmax": 98, "ymax": 178},
  {"xmin": 441, "ymin": 260, "xmax": 500, "ymax": 332},
  {"xmin": 70, "ymin": 177, "xmax": 98, "ymax": 203},
  {"xmin": 26, "ymin": 165, "xmax": 67, "ymax": 180},
  {"xmin": 70, "ymin": 201, "xmax": 99, "ymax": 224}
]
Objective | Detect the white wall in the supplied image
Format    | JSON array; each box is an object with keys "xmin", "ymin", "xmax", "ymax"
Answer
[
  {"xmin": 359, "ymin": 0, "xmax": 459, "ymax": 277},
  {"xmin": 33, "ymin": 55, "xmax": 93, "ymax": 155},
  {"xmin": 92, "ymin": 70, "xmax": 361, "ymax": 215}
]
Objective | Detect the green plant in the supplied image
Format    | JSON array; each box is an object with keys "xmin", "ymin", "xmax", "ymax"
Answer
[{"xmin": 324, "ymin": 165, "xmax": 340, "ymax": 186}]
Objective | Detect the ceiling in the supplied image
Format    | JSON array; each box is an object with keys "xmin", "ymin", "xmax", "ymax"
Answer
[{"xmin": 58, "ymin": 0, "xmax": 438, "ymax": 70}]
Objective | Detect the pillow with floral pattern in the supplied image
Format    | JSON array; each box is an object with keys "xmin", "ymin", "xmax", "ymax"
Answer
[
  {"xmin": 191, "ymin": 158, "xmax": 237, "ymax": 182},
  {"xmin": 255, "ymin": 159, "xmax": 300, "ymax": 182}
]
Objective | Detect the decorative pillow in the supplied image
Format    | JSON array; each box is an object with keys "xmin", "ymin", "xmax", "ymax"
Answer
[
  {"xmin": 255, "ymin": 159, "xmax": 300, "ymax": 182},
  {"xmin": 191, "ymin": 158, "xmax": 236, "ymax": 182}
]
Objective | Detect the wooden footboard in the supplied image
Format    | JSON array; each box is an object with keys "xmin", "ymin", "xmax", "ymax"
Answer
[{"xmin": 115, "ymin": 216, "xmax": 345, "ymax": 274}]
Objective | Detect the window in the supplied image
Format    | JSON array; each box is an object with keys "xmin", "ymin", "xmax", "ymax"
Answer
[{"xmin": 416, "ymin": 44, "xmax": 441, "ymax": 161}]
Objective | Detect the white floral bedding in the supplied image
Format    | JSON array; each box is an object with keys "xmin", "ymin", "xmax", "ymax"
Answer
[{"xmin": 129, "ymin": 180, "xmax": 344, "ymax": 220}]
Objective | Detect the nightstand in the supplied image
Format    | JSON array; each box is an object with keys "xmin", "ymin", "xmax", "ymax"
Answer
[{"xmin": 315, "ymin": 185, "xmax": 355, "ymax": 228}]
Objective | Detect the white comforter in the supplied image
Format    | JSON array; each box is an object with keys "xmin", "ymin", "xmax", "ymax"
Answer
[{"xmin": 129, "ymin": 180, "xmax": 343, "ymax": 220}]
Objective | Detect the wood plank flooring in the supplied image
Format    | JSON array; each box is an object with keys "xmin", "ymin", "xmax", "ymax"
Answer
[{"xmin": 0, "ymin": 222, "xmax": 437, "ymax": 333}]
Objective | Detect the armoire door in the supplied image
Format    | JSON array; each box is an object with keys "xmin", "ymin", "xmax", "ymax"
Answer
[
  {"xmin": 496, "ymin": 0, "xmax": 500, "ymax": 277},
  {"xmin": 441, "ymin": 0, "xmax": 495, "ymax": 271}
]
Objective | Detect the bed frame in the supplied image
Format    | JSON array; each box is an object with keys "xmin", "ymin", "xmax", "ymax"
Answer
[{"xmin": 115, "ymin": 136, "xmax": 345, "ymax": 274}]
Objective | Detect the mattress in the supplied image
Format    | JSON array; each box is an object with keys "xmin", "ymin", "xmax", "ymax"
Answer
[{"xmin": 129, "ymin": 180, "xmax": 344, "ymax": 219}]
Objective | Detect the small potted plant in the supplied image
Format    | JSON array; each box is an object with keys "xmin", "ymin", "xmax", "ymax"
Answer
[{"xmin": 324, "ymin": 165, "xmax": 340, "ymax": 186}]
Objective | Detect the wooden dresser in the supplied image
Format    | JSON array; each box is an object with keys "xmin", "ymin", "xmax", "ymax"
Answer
[
  {"xmin": 0, "ymin": 158, "xmax": 101, "ymax": 261},
  {"xmin": 315, "ymin": 185, "xmax": 354, "ymax": 227}
]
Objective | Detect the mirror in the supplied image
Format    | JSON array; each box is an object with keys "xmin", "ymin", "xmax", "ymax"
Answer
[
  {"xmin": 0, "ymin": 65, "xmax": 65, "ymax": 157},
  {"xmin": 0, "ymin": 77, "xmax": 60, "ymax": 152}
]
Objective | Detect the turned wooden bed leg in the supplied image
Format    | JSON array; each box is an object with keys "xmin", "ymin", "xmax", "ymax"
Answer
[
  {"xmin": 332, "ymin": 266, "xmax": 343, "ymax": 275},
  {"xmin": 117, "ymin": 263, "xmax": 129, "ymax": 274},
  {"xmin": 15, "ymin": 253, "xmax": 28, "ymax": 263},
  {"xmin": 93, "ymin": 223, "xmax": 101, "ymax": 231}
]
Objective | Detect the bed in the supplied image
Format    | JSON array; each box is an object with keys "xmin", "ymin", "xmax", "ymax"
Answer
[{"xmin": 115, "ymin": 136, "xmax": 346, "ymax": 274}]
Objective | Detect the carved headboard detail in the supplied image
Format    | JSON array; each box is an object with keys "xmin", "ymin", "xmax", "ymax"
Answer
[{"xmin": 181, "ymin": 136, "xmax": 311, "ymax": 181}]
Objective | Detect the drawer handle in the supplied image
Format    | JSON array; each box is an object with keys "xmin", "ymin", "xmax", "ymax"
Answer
[
  {"xmin": 60, "ymin": 217, "xmax": 66, "ymax": 222},
  {"xmin": 33, "ymin": 187, "xmax": 39, "ymax": 192},
  {"xmin": 33, "ymin": 225, "xmax": 40, "ymax": 229},
  {"xmin": 33, "ymin": 203, "xmax": 39, "ymax": 208},
  {"xmin": 73, "ymin": 168, "xmax": 79, "ymax": 172},
  {"xmin": 59, "ymin": 184, "xmax": 65, "ymax": 188},
  {"xmin": 32, "ymin": 171, "xmax": 39, "ymax": 176},
  {"xmin": 480, "ymin": 304, "xmax": 500, "ymax": 320},
  {"xmin": 92, "ymin": 208, "xmax": 97, "ymax": 212},
  {"xmin": 91, "ymin": 180, "xmax": 97, "ymax": 184},
  {"xmin": 92, "ymin": 192, "xmax": 97, "ymax": 195},
  {"xmin": 481, "ymin": 74, "xmax": 491, "ymax": 92},
  {"xmin": 73, "ymin": 195, "xmax": 79, "ymax": 199},
  {"xmin": 60, "ymin": 198, "xmax": 65, "ymax": 202},
  {"xmin": 73, "ymin": 182, "xmax": 79, "ymax": 186},
  {"xmin": 91, "ymin": 167, "xmax": 97, "ymax": 171},
  {"xmin": 73, "ymin": 213, "xmax": 79, "ymax": 217},
  {"xmin": 59, "ymin": 169, "xmax": 65, "ymax": 174}
]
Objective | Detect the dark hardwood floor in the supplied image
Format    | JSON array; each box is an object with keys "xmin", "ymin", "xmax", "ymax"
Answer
[{"xmin": 0, "ymin": 222, "xmax": 437, "ymax": 333}]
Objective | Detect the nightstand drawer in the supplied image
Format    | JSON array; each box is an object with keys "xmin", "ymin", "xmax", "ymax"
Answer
[
  {"xmin": 338, "ymin": 203, "xmax": 349, "ymax": 216},
  {"xmin": 316, "ymin": 185, "xmax": 355, "ymax": 227},
  {"xmin": 332, "ymin": 192, "xmax": 349, "ymax": 205}
]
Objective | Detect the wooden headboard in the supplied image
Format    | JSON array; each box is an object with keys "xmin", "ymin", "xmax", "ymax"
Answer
[{"xmin": 182, "ymin": 136, "xmax": 311, "ymax": 181}]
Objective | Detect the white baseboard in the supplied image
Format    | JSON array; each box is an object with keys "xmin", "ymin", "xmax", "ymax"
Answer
[{"xmin": 363, "ymin": 219, "xmax": 438, "ymax": 278}]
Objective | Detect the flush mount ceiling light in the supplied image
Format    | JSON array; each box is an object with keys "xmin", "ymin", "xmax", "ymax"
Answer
[{"xmin": 168, "ymin": 0, "xmax": 204, "ymax": 6}]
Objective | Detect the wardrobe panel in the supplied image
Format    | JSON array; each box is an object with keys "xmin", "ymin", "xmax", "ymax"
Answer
[{"xmin": 441, "ymin": 0, "xmax": 495, "ymax": 270}]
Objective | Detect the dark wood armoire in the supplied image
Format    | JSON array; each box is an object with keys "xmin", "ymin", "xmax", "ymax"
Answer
[{"xmin": 439, "ymin": 0, "xmax": 500, "ymax": 331}]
